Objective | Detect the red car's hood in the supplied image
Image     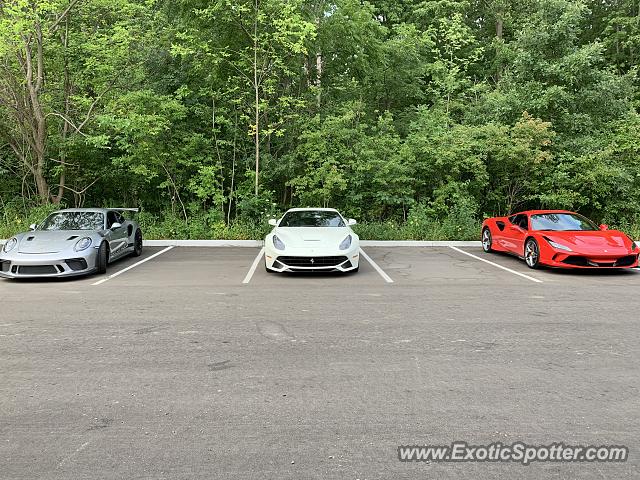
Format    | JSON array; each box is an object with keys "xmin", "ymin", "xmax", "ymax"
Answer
[{"xmin": 542, "ymin": 230, "xmax": 635, "ymax": 254}]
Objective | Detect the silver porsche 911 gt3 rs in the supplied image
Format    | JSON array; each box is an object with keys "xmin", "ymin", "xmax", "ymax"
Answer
[{"xmin": 0, "ymin": 208, "xmax": 143, "ymax": 279}]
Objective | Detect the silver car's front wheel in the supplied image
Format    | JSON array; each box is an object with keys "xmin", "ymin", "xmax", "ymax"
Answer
[
  {"xmin": 524, "ymin": 238, "xmax": 540, "ymax": 269},
  {"xmin": 96, "ymin": 242, "xmax": 108, "ymax": 274}
]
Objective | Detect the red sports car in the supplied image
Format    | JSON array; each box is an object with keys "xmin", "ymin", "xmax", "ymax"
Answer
[{"xmin": 481, "ymin": 210, "xmax": 639, "ymax": 269}]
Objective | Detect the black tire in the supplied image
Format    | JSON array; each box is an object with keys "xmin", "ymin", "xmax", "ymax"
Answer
[
  {"xmin": 133, "ymin": 229, "xmax": 143, "ymax": 257},
  {"xmin": 482, "ymin": 227, "xmax": 493, "ymax": 253},
  {"xmin": 96, "ymin": 241, "xmax": 108, "ymax": 274},
  {"xmin": 524, "ymin": 238, "xmax": 541, "ymax": 269}
]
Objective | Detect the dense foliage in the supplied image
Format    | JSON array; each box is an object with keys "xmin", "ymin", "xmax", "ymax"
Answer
[{"xmin": 2, "ymin": 0, "xmax": 640, "ymax": 238}]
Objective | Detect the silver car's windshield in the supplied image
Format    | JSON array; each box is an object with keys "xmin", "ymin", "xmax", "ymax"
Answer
[
  {"xmin": 279, "ymin": 211, "xmax": 346, "ymax": 227},
  {"xmin": 41, "ymin": 212, "xmax": 105, "ymax": 231}
]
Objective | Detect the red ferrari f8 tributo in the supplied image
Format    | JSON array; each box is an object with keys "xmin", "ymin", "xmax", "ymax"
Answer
[{"xmin": 481, "ymin": 210, "xmax": 639, "ymax": 269}]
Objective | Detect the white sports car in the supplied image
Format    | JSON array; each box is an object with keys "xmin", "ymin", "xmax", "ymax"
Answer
[{"xmin": 264, "ymin": 208, "xmax": 360, "ymax": 273}]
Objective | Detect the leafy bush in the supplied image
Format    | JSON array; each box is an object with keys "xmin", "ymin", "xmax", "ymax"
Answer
[{"xmin": 0, "ymin": 201, "xmax": 59, "ymax": 239}]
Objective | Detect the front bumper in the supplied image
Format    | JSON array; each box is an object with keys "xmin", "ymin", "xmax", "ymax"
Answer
[
  {"xmin": 542, "ymin": 251, "xmax": 639, "ymax": 269},
  {"xmin": 0, "ymin": 249, "xmax": 98, "ymax": 278},
  {"xmin": 265, "ymin": 246, "xmax": 360, "ymax": 272}
]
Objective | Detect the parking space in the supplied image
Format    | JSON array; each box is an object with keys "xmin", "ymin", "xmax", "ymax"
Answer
[
  {"xmin": 94, "ymin": 247, "xmax": 261, "ymax": 288},
  {"xmin": 454, "ymin": 247, "xmax": 640, "ymax": 287},
  {"xmin": 355, "ymin": 246, "xmax": 546, "ymax": 286},
  {"xmin": 3, "ymin": 245, "xmax": 639, "ymax": 292},
  {"xmin": 0, "ymin": 246, "xmax": 171, "ymax": 293},
  {"xmin": 2, "ymin": 245, "xmax": 639, "ymax": 479}
]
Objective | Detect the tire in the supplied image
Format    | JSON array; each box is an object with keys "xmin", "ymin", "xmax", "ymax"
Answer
[
  {"xmin": 133, "ymin": 229, "xmax": 143, "ymax": 257},
  {"xmin": 524, "ymin": 238, "xmax": 541, "ymax": 269},
  {"xmin": 481, "ymin": 227, "xmax": 493, "ymax": 253},
  {"xmin": 96, "ymin": 241, "xmax": 108, "ymax": 274}
]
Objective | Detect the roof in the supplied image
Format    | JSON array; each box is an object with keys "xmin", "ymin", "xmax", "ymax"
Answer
[
  {"xmin": 53, "ymin": 208, "xmax": 138, "ymax": 214},
  {"xmin": 514, "ymin": 210, "xmax": 578, "ymax": 216},
  {"xmin": 284, "ymin": 208, "xmax": 339, "ymax": 212}
]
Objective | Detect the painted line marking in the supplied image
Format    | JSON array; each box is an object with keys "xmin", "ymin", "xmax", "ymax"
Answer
[
  {"xmin": 57, "ymin": 441, "xmax": 90, "ymax": 469},
  {"xmin": 92, "ymin": 246, "xmax": 174, "ymax": 286},
  {"xmin": 449, "ymin": 246, "xmax": 543, "ymax": 283},
  {"xmin": 243, "ymin": 247, "xmax": 265, "ymax": 284},
  {"xmin": 359, "ymin": 248, "xmax": 394, "ymax": 283}
]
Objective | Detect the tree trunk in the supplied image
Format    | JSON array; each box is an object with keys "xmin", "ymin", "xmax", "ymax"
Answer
[
  {"xmin": 253, "ymin": 0, "xmax": 260, "ymax": 196},
  {"xmin": 53, "ymin": 13, "xmax": 71, "ymax": 205},
  {"xmin": 315, "ymin": 50, "xmax": 322, "ymax": 108},
  {"xmin": 24, "ymin": 23, "xmax": 50, "ymax": 204}
]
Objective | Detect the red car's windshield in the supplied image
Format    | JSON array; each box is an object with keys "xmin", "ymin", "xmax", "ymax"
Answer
[{"xmin": 530, "ymin": 213, "xmax": 598, "ymax": 231}]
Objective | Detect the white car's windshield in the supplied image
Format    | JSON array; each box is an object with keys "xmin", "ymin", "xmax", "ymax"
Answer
[
  {"xmin": 279, "ymin": 211, "xmax": 346, "ymax": 227},
  {"xmin": 41, "ymin": 212, "xmax": 105, "ymax": 231},
  {"xmin": 530, "ymin": 213, "xmax": 598, "ymax": 231}
]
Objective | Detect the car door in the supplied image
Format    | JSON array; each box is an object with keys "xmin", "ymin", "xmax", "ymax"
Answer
[
  {"xmin": 106, "ymin": 211, "xmax": 128, "ymax": 259},
  {"xmin": 503, "ymin": 214, "xmax": 528, "ymax": 254},
  {"xmin": 492, "ymin": 218, "xmax": 508, "ymax": 248}
]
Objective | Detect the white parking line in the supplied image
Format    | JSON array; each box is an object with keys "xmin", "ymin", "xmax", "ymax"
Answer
[
  {"xmin": 359, "ymin": 248, "xmax": 394, "ymax": 283},
  {"xmin": 242, "ymin": 247, "xmax": 265, "ymax": 284},
  {"xmin": 449, "ymin": 246, "xmax": 543, "ymax": 283},
  {"xmin": 92, "ymin": 246, "xmax": 174, "ymax": 286}
]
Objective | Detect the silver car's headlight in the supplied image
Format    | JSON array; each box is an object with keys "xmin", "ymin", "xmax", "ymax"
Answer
[
  {"xmin": 3, "ymin": 237, "xmax": 17, "ymax": 253},
  {"xmin": 273, "ymin": 235, "xmax": 285, "ymax": 251},
  {"xmin": 74, "ymin": 237, "xmax": 92, "ymax": 252},
  {"xmin": 546, "ymin": 239, "xmax": 572, "ymax": 252},
  {"xmin": 339, "ymin": 235, "xmax": 352, "ymax": 250}
]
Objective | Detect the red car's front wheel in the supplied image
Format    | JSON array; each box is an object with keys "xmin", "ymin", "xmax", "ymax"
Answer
[
  {"xmin": 482, "ymin": 228, "xmax": 493, "ymax": 253},
  {"xmin": 524, "ymin": 238, "xmax": 541, "ymax": 269}
]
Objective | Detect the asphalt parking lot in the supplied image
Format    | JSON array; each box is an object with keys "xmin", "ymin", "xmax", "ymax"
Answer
[{"xmin": 2, "ymin": 246, "xmax": 639, "ymax": 479}]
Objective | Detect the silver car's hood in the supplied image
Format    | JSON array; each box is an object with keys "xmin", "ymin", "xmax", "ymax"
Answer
[{"xmin": 17, "ymin": 230, "xmax": 95, "ymax": 254}]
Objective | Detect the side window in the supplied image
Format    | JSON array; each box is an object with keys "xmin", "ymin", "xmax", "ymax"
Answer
[
  {"xmin": 115, "ymin": 212, "xmax": 125, "ymax": 224},
  {"xmin": 516, "ymin": 214, "xmax": 528, "ymax": 230},
  {"xmin": 508, "ymin": 215, "xmax": 517, "ymax": 225},
  {"xmin": 107, "ymin": 211, "xmax": 118, "ymax": 228}
]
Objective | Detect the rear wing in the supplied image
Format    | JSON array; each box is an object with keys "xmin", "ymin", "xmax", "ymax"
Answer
[{"xmin": 113, "ymin": 208, "xmax": 140, "ymax": 213}]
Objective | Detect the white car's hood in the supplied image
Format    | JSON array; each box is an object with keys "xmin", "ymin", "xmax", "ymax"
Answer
[{"xmin": 274, "ymin": 227, "xmax": 352, "ymax": 248}]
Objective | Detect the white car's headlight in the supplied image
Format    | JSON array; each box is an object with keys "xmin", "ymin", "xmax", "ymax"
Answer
[
  {"xmin": 74, "ymin": 237, "xmax": 92, "ymax": 252},
  {"xmin": 273, "ymin": 235, "xmax": 285, "ymax": 251},
  {"xmin": 3, "ymin": 237, "xmax": 18, "ymax": 253},
  {"xmin": 339, "ymin": 235, "xmax": 352, "ymax": 250},
  {"xmin": 546, "ymin": 239, "xmax": 572, "ymax": 252}
]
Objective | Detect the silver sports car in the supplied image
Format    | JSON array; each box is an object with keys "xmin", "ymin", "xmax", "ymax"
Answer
[{"xmin": 0, "ymin": 208, "xmax": 143, "ymax": 278}]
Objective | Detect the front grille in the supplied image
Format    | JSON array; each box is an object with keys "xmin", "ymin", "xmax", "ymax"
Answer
[
  {"xmin": 563, "ymin": 255, "xmax": 637, "ymax": 267},
  {"xmin": 0, "ymin": 261, "xmax": 10, "ymax": 272},
  {"xmin": 277, "ymin": 256, "xmax": 348, "ymax": 267},
  {"xmin": 66, "ymin": 258, "xmax": 88, "ymax": 271},
  {"xmin": 615, "ymin": 255, "xmax": 637, "ymax": 267},
  {"xmin": 17, "ymin": 265, "xmax": 57, "ymax": 275},
  {"xmin": 561, "ymin": 256, "xmax": 590, "ymax": 267}
]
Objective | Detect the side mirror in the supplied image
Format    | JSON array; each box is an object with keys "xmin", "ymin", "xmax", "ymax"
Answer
[
  {"xmin": 29, "ymin": 223, "xmax": 37, "ymax": 230},
  {"xmin": 347, "ymin": 218, "xmax": 357, "ymax": 226},
  {"xmin": 268, "ymin": 219, "xmax": 277, "ymax": 226},
  {"xmin": 110, "ymin": 222, "xmax": 122, "ymax": 230},
  {"xmin": 599, "ymin": 224, "xmax": 608, "ymax": 231}
]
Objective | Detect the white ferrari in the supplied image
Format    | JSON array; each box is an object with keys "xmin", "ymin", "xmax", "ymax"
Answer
[{"xmin": 264, "ymin": 208, "xmax": 360, "ymax": 273}]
